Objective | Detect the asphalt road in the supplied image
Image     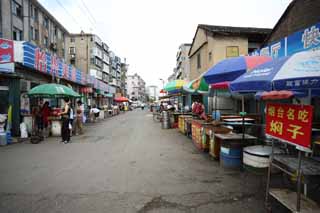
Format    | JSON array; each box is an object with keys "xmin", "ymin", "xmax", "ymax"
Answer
[{"xmin": 0, "ymin": 109, "xmax": 271, "ymax": 213}]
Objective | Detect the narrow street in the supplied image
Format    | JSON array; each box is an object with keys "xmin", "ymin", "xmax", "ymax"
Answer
[{"xmin": 0, "ymin": 110, "xmax": 268, "ymax": 213}]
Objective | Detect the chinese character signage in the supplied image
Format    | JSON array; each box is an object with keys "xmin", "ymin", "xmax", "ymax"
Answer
[
  {"xmin": 0, "ymin": 39, "xmax": 14, "ymax": 64},
  {"xmin": 265, "ymin": 103, "xmax": 313, "ymax": 149},
  {"xmin": 251, "ymin": 22, "xmax": 320, "ymax": 58},
  {"xmin": 21, "ymin": 42, "xmax": 85, "ymax": 85}
]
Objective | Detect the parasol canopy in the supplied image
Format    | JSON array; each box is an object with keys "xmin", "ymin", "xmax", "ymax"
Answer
[
  {"xmin": 204, "ymin": 56, "xmax": 272, "ymax": 84},
  {"xmin": 28, "ymin": 83, "xmax": 81, "ymax": 98},
  {"xmin": 230, "ymin": 50, "xmax": 320, "ymax": 95},
  {"xmin": 164, "ymin": 80, "xmax": 187, "ymax": 93},
  {"xmin": 183, "ymin": 74, "xmax": 209, "ymax": 94},
  {"xmin": 114, "ymin": 96, "xmax": 129, "ymax": 102}
]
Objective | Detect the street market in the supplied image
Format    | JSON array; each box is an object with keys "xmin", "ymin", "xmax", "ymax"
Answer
[{"xmin": 1, "ymin": 0, "xmax": 320, "ymax": 212}]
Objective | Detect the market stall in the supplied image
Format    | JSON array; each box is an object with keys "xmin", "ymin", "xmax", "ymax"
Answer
[
  {"xmin": 229, "ymin": 50, "xmax": 320, "ymax": 212},
  {"xmin": 27, "ymin": 83, "xmax": 80, "ymax": 142}
]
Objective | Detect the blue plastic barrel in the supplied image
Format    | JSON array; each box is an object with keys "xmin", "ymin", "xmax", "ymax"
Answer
[
  {"xmin": 220, "ymin": 143, "xmax": 242, "ymax": 169},
  {"xmin": 6, "ymin": 131, "xmax": 12, "ymax": 145}
]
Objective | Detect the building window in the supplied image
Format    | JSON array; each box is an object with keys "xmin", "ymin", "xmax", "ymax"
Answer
[
  {"xmin": 90, "ymin": 58, "xmax": 95, "ymax": 65},
  {"xmin": 35, "ymin": 29, "xmax": 39, "ymax": 41},
  {"xmin": 43, "ymin": 17, "xmax": 49, "ymax": 29},
  {"xmin": 43, "ymin": 36, "xmax": 48, "ymax": 47},
  {"xmin": 226, "ymin": 46, "xmax": 239, "ymax": 58},
  {"xmin": 30, "ymin": 5, "xmax": 38, "ymax": 21},
  {"xmin": 197, "ymin": 53, "xmax": 201, "ymax": 69},
  {"xmin": 208, "ymin": 51, "xmax": 212, "ymax": 61},
  {"xmin": 12, "ymin": 1, "xmax": 22, "ymax": 18},
  {"xmin": 30, "ymin": 26, "xmax": 34, "ymax": 40},
  {"xmin": 54, "ymin": 27, "xmax": 57, "ymax": 37},
  {"xmin": 69, "ymin": 47, "xmax": 76, "ymax": 54},
  {"xmin": 70, "ymin": 37, "xmax": 75, "ymax": 43},
  {"xmin": 90, "ymin": 37, "xmax": 93, "ymax": 42},
  {"xmin": 13, "ymin": 27, "xmax": 23, "ymax": 41}
]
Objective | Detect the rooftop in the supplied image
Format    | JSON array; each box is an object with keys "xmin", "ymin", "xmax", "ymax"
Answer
[{"xmin": 198, "ymin": 24, "xmax": 272, "ymax": 35}]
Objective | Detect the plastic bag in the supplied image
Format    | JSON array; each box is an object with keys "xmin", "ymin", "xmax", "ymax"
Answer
[
  {"xmin": 82, "ymin": 115, "xmax": 86, "ymax": 123},
  {"xmin": 69, "ymin": 123, "xmax": 72, "ymax": 130},
  {"xmin": 20, "ymin": 122, "xmax": 28, "ymax": 138}
]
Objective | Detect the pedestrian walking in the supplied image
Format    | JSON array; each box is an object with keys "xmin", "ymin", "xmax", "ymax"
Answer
[
  {"xmin": 58, "ymin": 98, "xmax": 71, "ymax": 144},
  {"xmin": 75, "ymin": 100, "xmax": 84, "ymax": 135}
]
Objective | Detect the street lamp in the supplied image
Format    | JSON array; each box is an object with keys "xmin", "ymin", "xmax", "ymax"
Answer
[{"xmin": 159, "ymin": 78, "xmax": 165, "ymax": 89}]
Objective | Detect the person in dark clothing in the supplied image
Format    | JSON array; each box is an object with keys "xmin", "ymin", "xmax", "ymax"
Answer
[{"xmin": 58, "ymin": 98, "xmax": 71, "ymax": 144}]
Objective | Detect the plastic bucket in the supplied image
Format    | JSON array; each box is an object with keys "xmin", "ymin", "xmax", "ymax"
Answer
[{"xmin": 0, "ymin": 132, "xmax": 6, "ymax": 146}]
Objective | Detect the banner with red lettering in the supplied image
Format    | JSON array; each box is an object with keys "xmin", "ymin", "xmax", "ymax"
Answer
[
  {"xmin": 265, "ymin": 103, "xmax": 313, "ymax": 149},
  {"xmin": 0, "ymin": 39, "xmax": 14, "ymax": 63}
]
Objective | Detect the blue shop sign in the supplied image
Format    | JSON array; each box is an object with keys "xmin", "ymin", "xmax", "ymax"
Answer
[
  {"xmin": 22, "ymin": 42, "xmax": 86, "ymax": 85},
  {"xmin": 251, "ymin": 22, "xmax": 320, "ymax": 58}
]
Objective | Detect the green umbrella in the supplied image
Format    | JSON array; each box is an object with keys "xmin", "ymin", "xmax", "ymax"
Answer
[
  {"xmin": 164, "ymin": 80, "xmax": 187, "ymax": 92},
  {"xmin": 183, "ymin": 74, "xmax": 209, "ymax": 94},
  {"xmin": 28, "ymin": 83, "xmax": 81, "ymax": 98}
]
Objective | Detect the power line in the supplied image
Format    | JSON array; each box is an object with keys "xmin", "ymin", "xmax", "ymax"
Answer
[
  {"xmin": 80, "ymin": 0, "xmax": 97, "ymax": 24},
  {"xmin": 76, "ymin": 2, "xmax": 96, "ymax": 27},
  {"xmin": 54, "ymin": 0, "xmax": 83, "ymax": 30}
]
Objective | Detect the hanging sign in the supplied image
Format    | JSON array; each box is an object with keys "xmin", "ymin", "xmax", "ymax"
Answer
[
  {"xmin": 0, "ymin": 39, "xmax": 14, "ymax": 64},
  {"xmin": 265, "ymin": 103, "xmax": 313, "ymax": 150}
]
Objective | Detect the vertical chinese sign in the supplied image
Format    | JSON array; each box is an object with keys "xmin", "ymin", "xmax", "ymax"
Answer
[{"xmin": 265, "ymin": 103, "xmax": 313, "ymax": 150}]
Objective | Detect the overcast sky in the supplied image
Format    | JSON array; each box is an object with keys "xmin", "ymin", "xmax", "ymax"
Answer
[{"xmin": 39, "ymin": 0, "xmax": 292, "ymax": 88}]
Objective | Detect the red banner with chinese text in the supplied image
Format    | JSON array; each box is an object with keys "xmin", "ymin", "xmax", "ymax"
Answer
[
  {"xmin": 265, "ymin": 103, "xmax": 313, "ymax": 149},
  {"xmin": 0, "ymin": 39, "xmax": 14, "ymax": 63}
]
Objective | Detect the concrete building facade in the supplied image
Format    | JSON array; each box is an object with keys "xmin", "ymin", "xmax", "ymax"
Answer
[
  {"xmin": 0, "ymin": 0, "xmax": 68, "ymax": 59},
  {"xmin": 188, "ymin": 25, "xmax": 272, "ymax": 80},
  {"xmin": 175, "ymin": 44, "xmax": 191, "ymax": 81},
  {"xmin": 120, "ymin": 60, "xmax": 128, "ymax": 97},
  {"xmin": 127, "ymin": 73, "xmax": 146, "ymax": 102}
]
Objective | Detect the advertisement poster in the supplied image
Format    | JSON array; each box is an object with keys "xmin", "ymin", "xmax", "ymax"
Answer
[{"xmin": 0, "ymin": 39, "xmax": 14, "ymax": 64}]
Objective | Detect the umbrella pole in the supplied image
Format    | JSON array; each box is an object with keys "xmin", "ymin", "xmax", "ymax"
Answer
[
  {"xmin": 241, "ymin": 95, "xmax": 245, "ymax": 142},
  {"xmin": 214, "ymin": 90, "xmax": 217, "ymax": 120}
]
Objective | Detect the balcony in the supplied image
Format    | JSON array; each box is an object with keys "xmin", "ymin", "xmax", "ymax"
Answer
[
  {"xmin": 103, "ymin": 53, "xmax": 110, "ymax": 64},
  {"xmin": 103, "ymin": 63, "xmax": 110, "ymax": 74},
  {"xmin": 93, "ymin": 35, "xmax": 102, "ymax": 46},
  {"xmin": 90, "ymin": 68, "xmax": 102, "ymax": 80},
  {"xmin": 92, "ymin": 47, "xmax": 102, "ymax": 59}
]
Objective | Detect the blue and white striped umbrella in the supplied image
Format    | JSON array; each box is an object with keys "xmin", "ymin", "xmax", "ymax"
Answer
[{"xmin": 230, "ymin": 50, "xmax": 320, "ymax": 95}]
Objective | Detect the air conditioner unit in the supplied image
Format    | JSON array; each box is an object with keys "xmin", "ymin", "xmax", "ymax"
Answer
[{"xmin": 50, "ymin": 42, "xmax": 57, "ymax": 50}]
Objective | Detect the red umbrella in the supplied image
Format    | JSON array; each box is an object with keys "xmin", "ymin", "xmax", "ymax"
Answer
[
  {"xmin": 160, "ymin": 89, "xmax": 166, "ymax": 93},
  {"xmin": 211, "ymin": 81, "xmax": 230, "ymax": 90},
  {"xmin": 114, "ymin": 97, "xmax": 129, "ymax": 102},
  {"xmin": 258, "ymin": 90, "xmax": 295, "ymax": 100}
]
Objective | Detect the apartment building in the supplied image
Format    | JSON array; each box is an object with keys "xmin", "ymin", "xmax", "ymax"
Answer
[
  {"xmin": 0, "ymin": 0, "xmax": 68, "ymax": 59},
  {"xmin": 109, "ymin": 51, "xmax": 122, "ymax": 90},
  {"xmin": 66, "ymin": 33, "xmax": 109, "ymax": 82},
  {"xmin": 188, "ymin": 24, "xmax": 271, "ymax": 80},
  {"xmin": 175, "ymin": 43, "xmax": 191, "ymax": 81},
  {"xmin": 127, "ymin": 73, "xmax": 146, "ymax": 102},
  {"xmin": 120, "ymin": 60, "xmax": 129, "ymax": 97}
]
